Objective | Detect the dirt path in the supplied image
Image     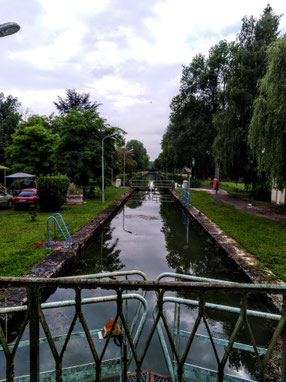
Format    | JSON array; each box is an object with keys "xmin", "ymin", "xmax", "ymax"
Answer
[{"xmin": 190, "ymin": 188, "xmax": 286, "ymax": 223}]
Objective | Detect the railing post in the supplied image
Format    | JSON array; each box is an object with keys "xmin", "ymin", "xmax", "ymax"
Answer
[
  {"xmin": 28, "ymin": 284, "xmax": 40, "ymax": 382},
  {"xmin": 282, "ymin": 295, "xmax": 286, "ymax": 382},
  {"xmin": 282, "ymin": 330, "xmax": 286, "ymax": 382}
]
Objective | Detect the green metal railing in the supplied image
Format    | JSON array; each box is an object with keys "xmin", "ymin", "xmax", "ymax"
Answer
[
  {"xmin": 0, "ymin": 274, "xmax": 285, "ymax": 382},
  {"xmin": 129, "ymin": 179, "xmax": 150, "ymax": 190},
  {"xmin": 153, "ymin": 180, "xmax": 175, "ymax": 189},
  {"xmin": 129, "ymin": 179, "xmax": 175, "ymax": 190}
]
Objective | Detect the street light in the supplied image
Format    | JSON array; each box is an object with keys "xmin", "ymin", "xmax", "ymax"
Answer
[
  {"xmin": 102, "ymin": 132, "xmax": 117, "ymax": 203},
  {"xmin": 123, "ymin": 148, "xmax": 133, "ymax": 188},
  {"xmin": 0, "ymin": 22, "xmax": 20, "ymax": 38}
]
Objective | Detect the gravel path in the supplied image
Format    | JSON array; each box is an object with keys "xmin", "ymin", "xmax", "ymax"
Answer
[{"xmin": 190, "ymin": 188, "xmax": 286, "ymax": 223}]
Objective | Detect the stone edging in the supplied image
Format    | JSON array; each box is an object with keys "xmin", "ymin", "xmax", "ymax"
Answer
[
  {"xmin": 171, "ymin": 190, "xmax": 284, "ymax": 311},
  {"xmin": 3, "ymin": 189, "xmax": 134, "ymax": 308}
]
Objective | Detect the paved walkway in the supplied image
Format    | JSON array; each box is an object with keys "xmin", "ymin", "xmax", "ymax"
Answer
[{"xmin": 190, "ymin": 188, "xmax": 286, "ymax": 223}]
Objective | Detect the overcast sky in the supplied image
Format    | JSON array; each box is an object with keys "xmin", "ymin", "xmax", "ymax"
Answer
[{"xmin": 1, "ymin": 0, "xmax": 286, "ymax": 160}]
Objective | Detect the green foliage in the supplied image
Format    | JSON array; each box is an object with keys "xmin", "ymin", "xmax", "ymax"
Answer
[
  {"xmin": 156, "ymin": 5, "xmax": 281, "ymax": 189},
  {"xmin": 250, "ymin": 183, "xmax": 271, "ymax": 201},
  {"xmin": 249, "ymin": 35, "xmax": 286, "ymax": 188},
  {"xmin": 117, "ymin": 146, "xmax": 137, "ymax": 176},
  {"xmin": 213, "ymin": 5, "xmax": 280, "ymax": 183},
  {"xmin": 6, "ymin": 116, "xmax": 59, "ymax": 175},
  {"xmin": 0, "ymin": 92, "xmax": 21, "ymax": 164},
  {"xmin": 38, "ymin": 175, "xmax": 70, "ymax": 211},
  {"xmin": 54, "ymin": 89, "xmax": 100, "ymax": 117},
  {"xmin": 126, "ymin": 140, "xmax": 149, "ymax": 171},
  {"xmin": 55, "ymin": 108, "xmax": 122, "ymax": 185}
]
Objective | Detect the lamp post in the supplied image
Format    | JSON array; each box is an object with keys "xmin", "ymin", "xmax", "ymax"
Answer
[
  {"xmin": 123, "ymin": 148, "xmax": 133, "ymax": 188},
  {"xmin": 0, "ymin": 22, "xmax": 20, "ymax": 38},
  {"xmin": 102, "ymin": 132, "xmax": 117, "ymax": 203}
]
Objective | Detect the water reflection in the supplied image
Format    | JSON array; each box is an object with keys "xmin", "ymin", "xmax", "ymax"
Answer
[
  {"xmin": 126, "ymin": 191, "xmax": 146, "ymax": 209},
  {"xmin": 71, "ymin": 226, "xmax": 125, "ymax": 275},
  {"xmin": 3, "ymin": 189, "xmax": 276, "ymax": 381},
  {"xmin": 160, "ymin": 201, "xmax": 235, "ymax": 279}
]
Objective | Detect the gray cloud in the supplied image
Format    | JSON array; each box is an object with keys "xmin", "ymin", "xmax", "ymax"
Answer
[{"xmin": 1, "ymin": 0, "xmax": 285, "ymax": 160}]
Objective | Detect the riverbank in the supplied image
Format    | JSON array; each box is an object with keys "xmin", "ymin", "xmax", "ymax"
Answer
[
  {"xmin": 1, "ymin": 188, "xmax": 134, "ymax": 309},
  {"xmin": 173, "ymin": 190, "xmax": 286, "ymax": 310},
  {"xmin": 0, "ymin": 187, "xmax": 127, "ymax": 277}
]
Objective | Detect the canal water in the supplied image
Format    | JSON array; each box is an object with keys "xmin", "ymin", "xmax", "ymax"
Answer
[{"xmin": 2, "ymin": 190, "xmax": 275, "ymax": 381}]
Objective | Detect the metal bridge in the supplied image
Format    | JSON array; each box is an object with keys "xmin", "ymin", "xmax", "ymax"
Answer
[
  {"xmin": 0, "ymin": 271, "xmax": 285, "ymax": 382},
  {"xmin": 129, "ymin": 179, "xmax": 175, "ymax": 190}
]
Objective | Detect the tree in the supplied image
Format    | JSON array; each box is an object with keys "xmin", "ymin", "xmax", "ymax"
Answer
[
  {"xmin": 157, "ymin": 40, "xmax": 228, "ymax": 178},
  {"xmin": 55, "ymin": 108, "xmax": 121, "ymax": 185},
  {"xmin": 213, "ymin": 5, "xmax": 280, "ymax": 183},
  {"xmin": 117, "ymin": 147, "xmax": 137, "ymax": 175},
  {"xmin": 54, "ymin": 89, "xmax": 100, "ymax": 117},
  {"xmin": 249, "ymin": 35, "xmax": 286, "ymax": 189},
  {"xmin": 6, "ymin": 116, "xmax": 59, "ymax": 175},
  {"xmin": 126, "ymin": 140, "xmax": 149, "ymax": 171},
  {"xmin": 162, "ymin": 94, "xmax": 215, "ymax": 178},
  {"xmin": 0, "ymin": 93, "xmax": 21, "ymax": 164}
]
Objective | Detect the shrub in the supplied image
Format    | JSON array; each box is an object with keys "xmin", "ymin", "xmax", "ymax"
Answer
[
  {"xmin": 96, "ymin": 176, "xmax": 111, "ymax": 190},
  {"xmin": 189, "ymin": 179, "xmax": 201, "ymax": 188},
  {"xmin": 38, "ymin": 175, "xmax": 70, "ymax": 211},
  {"xmin": 250, "ymin": 184, "xmax": 271, "ymax": 201}
]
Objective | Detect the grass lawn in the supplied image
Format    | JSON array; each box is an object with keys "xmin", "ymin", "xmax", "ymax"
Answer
[
  {"xmin": 219, "ymin": 181, "xmax": 245, "ymax": 191},
  {"xmin": 0, "ymin": 187, "xmax": 126, "ymax": 277},
  {"xmin": 179, "ymin": 190, "xmax": 286, "ymax": 282}
]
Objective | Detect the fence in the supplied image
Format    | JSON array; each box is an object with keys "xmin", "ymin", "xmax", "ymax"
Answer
[{"xmin": 0, "ymin": 275, "xmax": 285, "ymax": 382}]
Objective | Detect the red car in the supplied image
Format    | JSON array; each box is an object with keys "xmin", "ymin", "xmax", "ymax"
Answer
[{"xmin": 13, "ymin": 188, "xmax": 39, "ymax": 209}]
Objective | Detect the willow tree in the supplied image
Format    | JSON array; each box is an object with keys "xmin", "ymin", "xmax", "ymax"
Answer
[
  {"xmin": 249, "ymin": 35, "xmax": 286, "ymax": 189},
  {"xmin": 213, "ymin": 5, "xmax": 280, "ymax": 184}
]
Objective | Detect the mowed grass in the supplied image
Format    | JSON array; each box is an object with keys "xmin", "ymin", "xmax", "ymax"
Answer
[
  {"xmin": 219, "ymin": 181, "xmax": 245, "ymax": 191},
  {"xmin": 0, "ymin": 187, "xmax": 125, "ymax": 277},
  {"xmin": 179, "ymin": 190, "xmax": 286, "ymax": 281}
]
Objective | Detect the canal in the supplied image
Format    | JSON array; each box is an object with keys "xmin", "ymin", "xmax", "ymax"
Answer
[{"xmin": 1, "ymin": 189, "xmax": 275, "ymax": 381}]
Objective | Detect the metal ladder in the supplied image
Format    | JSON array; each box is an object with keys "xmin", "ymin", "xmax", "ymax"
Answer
[{"xmin": 46, "ymin": 213, "xmax": 71, "ymax": 248}]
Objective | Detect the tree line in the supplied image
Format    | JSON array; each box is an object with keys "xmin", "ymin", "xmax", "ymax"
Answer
[
  {"xmin": 155, "ymin": 4, "xmax": 286, "ymax": 193},
  {"xmin": 0, "ymin": 89, "xmax": 149, "ymax": 186}
]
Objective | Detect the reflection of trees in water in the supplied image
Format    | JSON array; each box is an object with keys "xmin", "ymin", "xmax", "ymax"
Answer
[
  {"xmin": 127, "ymin": 192, "xmax": 146, "ymax": 209},
  {"xmin": 70, "ymin": 224, "xmax": 124, "ymax": 275},
  {"xmin": 160, "ymin": 202, "xmax": 213, "ymax": 275},
  {"xmin": 160, "ymin": 202, "xmax": 275, "ymax": 380}
]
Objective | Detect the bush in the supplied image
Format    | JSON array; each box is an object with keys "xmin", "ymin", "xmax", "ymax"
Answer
[
  {"xmin": 189, "ymin": 179, "xmax": 201, "ymax": 188},
  {"xmin": 38, "ymin": 175, "xmax": 70, "ymax": 211},
  {"xmin": 96, "ymin": 176, "xmax": 111, "ymax": 190},
  {"xmin": 250, "ymin": 184, "xmax": 271, "ymax": 201}
]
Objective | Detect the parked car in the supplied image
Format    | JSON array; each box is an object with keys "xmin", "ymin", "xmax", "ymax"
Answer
[
  {"xmin": 0, "ymin": 190, "xmax": 13, "ymax": 209},
  {"xmin": 20, "ymin": 179, "xmax": 37, "ymax": 189},
  {"xmin": 13, "ymin": 188, "xmax": 39, "ymax": 209},
  {"xmin": 10, "ymin": 179, "xmax": 37, "ymax": 196}
]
